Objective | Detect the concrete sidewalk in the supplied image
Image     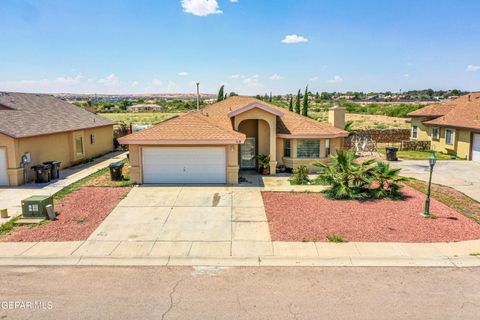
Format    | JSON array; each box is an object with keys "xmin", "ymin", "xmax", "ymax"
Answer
[
  {"xmin": 0, "ymin": 151, "xmax": 127, "ymax": 225},
  {"xmin": 0, "ymin": 239, "xmax": 479, "ymax": 267}
]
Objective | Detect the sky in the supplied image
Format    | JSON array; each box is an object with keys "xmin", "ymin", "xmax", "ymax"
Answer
[{"xmin": 0, "ymin": 0, "xmax": 480, "ymax": 95}]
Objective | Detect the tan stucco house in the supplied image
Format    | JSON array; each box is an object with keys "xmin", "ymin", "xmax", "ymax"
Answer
[
  {"xmin": 119, "ymin": 96, "xmax": 348, "ymax": 184},
  {"xmin": 408, "ymin": 93, "xmax": 480, "ymax": 161},
  {"xmin": 0, "ymin": 92, "xmax": 115, "ymax": 186}
]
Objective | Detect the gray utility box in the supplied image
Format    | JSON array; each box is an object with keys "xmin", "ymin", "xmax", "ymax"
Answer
[{"xmin": 21, "ymin": 195, "xmax": 54, "ymax": 218}]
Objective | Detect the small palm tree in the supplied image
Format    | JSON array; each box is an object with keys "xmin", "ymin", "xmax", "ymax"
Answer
[
  {"xmin": 370, "ymin": 161, "xmax": 409, "ymax": 199},
  {"xmin": 314, "ymin": 150, "xmax": 376, "ymax": 199}
]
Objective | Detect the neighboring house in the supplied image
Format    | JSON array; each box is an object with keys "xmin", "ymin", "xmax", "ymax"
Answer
[
  {"xmin": 0, "ymin": 92, "xmax": 115, "ymax": 186},
  {"xmin": 408, "ymin": 93, "xmax": 480, "ymax": 160},
  {"xmin": 128, "ymin": 104, "xmax": 164, "ymax": 112},
  {"xmin": 119, "ymin": 96, "xmax": 348, "ymax": 184}
]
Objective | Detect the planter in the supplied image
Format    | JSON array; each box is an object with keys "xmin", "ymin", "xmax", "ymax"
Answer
[{"xmin": 262, "ymin": 168, "xmax": 270, "ymax": 175}]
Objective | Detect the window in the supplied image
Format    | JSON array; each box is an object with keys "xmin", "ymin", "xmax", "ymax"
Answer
[
  {"xmin": 446, "ymin": 129, "xmax": 454, "ymax": 145},
  {"xmin": 75, "ymin": 136, "xmax": 84, "ymax": 156},
  {"xmin": 432, "ymin": 127, "xmax": 439, "ymax": 140},
  {"xmin": 283, "ymin": 139, "xmax": 291, "ymax": 157},
  {"xmin": 90, "ymin": 134, "xmax": 95, "ymax": 144},
  {"xmin": 325, "ymin": 139, "xmax": 331, "ymax": 157},
  {"xmin": 297, "ymin": 140, "xmax": 320, "ymax": 158},
  {"xmin": 411, "ymin": 126, "xmax": 418, "ymax": 139}
]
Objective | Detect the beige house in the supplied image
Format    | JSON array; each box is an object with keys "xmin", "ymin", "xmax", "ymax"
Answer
[
  {"xmin": 119, "ymin": 96, "xmax": 348, "ymax": 184},
  {"xmin": 0, "ymin": 92, "xmax": 115, "ymax": 186},
  {"xmin": 408, "ymin": 93, "xmax": 480, "ymax": 160}
]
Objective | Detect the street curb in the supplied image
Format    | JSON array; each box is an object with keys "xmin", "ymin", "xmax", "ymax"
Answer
[{"xmin": 0, "ymin": 255, "xmax": 479, "ymax": 267}]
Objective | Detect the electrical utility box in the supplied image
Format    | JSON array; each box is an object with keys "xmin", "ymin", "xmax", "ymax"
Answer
[{"xmin": 21, "ymin": 195, "xmax": 54, "ymax": 218}]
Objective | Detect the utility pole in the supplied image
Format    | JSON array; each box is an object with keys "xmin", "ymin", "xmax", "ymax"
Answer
[{"xmin": 196, "ymin": 82, "xmax": 200, "ymax": 111}]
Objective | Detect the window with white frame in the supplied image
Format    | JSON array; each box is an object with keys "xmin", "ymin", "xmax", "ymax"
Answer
[
  {"xmin": 325, "ymin": 139, "xmax": 331, "ymax": 157},
  {"xmin": 411, "ymin": 126, "xmax": 418, "ymax": 139},
  {"xmin": 283, "ymin": 139, "xmax": 291, "ymax": 157},
  {"xmin": 297, "ymin": 140, "xmax": 320, "ymax": 158},
  {"xmin": 446, "ymin": 129, "xmax": 454, "ymax": 145},
  {"xmin": 432, "ymin": 127, "xmax": 439, "ymax": 140}
]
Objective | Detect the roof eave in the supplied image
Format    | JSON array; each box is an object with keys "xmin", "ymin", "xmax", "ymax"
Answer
[
  {"xmin": 227, "ymin": 102, "xmax": 284, "ymax": 118},
  {"xmin": 277, "ymin": 133, "xmax": 349, "ymax": 139},
  {"xmin": 118, "ymin": 138, "xmax": 246, "ymax": 145}
]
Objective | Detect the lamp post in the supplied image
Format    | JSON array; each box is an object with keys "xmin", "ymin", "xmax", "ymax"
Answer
[{"xmin": 422, "ymin": 153, "xmax": 437, "ymax": 217}]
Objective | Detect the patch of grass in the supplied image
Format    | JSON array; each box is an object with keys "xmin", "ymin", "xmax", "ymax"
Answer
[
  {"xmin": 469, "ymin": 253, "xmax": 480, "ymax": 256},
  {"xmin": 54, "ymin": 158, "xmax": 132, "ymax": 203},
  {"xmin": 326, "ymin": 234, "xmax": 347, "ymax": 243},
  {"xmin": 406, "ymin": 178, "xmax": 480, "ymax": 224},
  {"xmin": 100, "ymin": 112, "xmax": 182, "ymax": 125},
  {"xmin": 378, "ymin": 148, "xmax": 457, "ymax": 161},
  {"xmin": 0, "ymin": 217, "xmax": 19, "ymax": 235}
]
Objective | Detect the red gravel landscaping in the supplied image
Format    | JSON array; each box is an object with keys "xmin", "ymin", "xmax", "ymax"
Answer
[
  {"xmin": 262, "ymin": 186, "xmax": 480, "ymax": 243},
  {"xmin": 1, "ymin": 187, "xmax": 131, "ymax": 242}
]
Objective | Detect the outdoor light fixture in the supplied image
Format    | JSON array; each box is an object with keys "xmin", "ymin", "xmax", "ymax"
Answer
[{"xmin": 422, "ymin": 153, "xmax": 437, "ymax": 217}]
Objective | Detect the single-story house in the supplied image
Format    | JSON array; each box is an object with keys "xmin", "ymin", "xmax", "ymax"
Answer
[
  {"xmin": 119, "ymin": 96, "xmax": 348, "ymax": 184},
  {"xmin": 0, "ymin": 92, "xmax": 115, "ymax": 186},
  {"xmin": 408, "ymin": 93, "xmax": 480, "ymax": 160},
  {"xmin": 128, "ymin": 104, "xmax": 165, "ymax": 112}
]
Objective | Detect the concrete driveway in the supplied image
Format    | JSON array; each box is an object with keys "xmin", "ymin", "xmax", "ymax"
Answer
[
  {"xmin": 88, "ymin": 185, "xmax": 272, "ymax": 257},
  {"xmin": 391, "ymin": 160, "xmax": 480, "ymax": 201}
]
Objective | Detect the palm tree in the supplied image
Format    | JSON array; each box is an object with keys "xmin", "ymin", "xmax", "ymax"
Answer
[{"xmin": 370, "ymin": 161, "xmax": 409, "ymax": 199}]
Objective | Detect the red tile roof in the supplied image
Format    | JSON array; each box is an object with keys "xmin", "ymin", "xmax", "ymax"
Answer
[
  {"xmin": 424, "ymin": 93, "xmax": 480, "ymax": 130},
  {"xmin": 119, "ymin": 96, "xmax": 348, "ymax": 145}
]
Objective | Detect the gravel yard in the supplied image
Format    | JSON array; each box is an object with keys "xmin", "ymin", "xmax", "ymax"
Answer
[
  {"xmin": 1, "ymin": 187, "xmax": 131, "ymax": 242},
  {"xmin": 262, "ymin": 186, "xmax": 480, "ymax": 243}
]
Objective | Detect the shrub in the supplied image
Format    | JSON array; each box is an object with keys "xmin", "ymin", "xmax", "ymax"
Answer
[
  {"xmin": 290, "ymin": 165, "xmax": 310, "ymax": 185},
  {"xmin": 326, "ymin": 234, "xmax": 347, "ymax": 243},
  {"xmin": 314, "ymin": 150, "xmax": 407, "ymax": 200}
]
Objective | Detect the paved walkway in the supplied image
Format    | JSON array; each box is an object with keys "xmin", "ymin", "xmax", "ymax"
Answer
[
  {"xmin": 0, "ymin": 151, "xmax": 127, "ymax": 225},
  {"xmin": 390, "ymin": 160, "xmax": 480, "ymax": 202}
]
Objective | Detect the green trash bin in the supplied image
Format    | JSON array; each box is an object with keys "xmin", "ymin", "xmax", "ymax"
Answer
[
  {"xmin": 109, "ymin": 161, "xmax": 124, "ymax": 181},
  {"xmin": 43, "ymin": 160, "xmax": 61, "ymax": 180}
]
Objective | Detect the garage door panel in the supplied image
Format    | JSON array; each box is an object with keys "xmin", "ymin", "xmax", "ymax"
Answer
[
  {"xmin": 473, "ymin": 134, "xmax": 480, "ymax": 162},
  {"xmin": 0, "ymin": 149, "xmax": 7, "ymax": 186},
  {"xmin": 142, "ymin": 147, "xmax": 226, "ymax": 184}
]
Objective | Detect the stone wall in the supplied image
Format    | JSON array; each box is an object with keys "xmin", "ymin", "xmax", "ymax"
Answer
[
  {"xmin": 355, "ymin": 129, "xmax": 411, "ymax": 143},
  {"xmin": 400, "ymin": 140, "xmax": 431, "ymax": 151}
]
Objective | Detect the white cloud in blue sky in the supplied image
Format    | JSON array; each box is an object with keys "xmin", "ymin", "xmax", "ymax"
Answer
[
  {"xmin": 181, "ymin": 0, "xmax": 222, "ymax": 16},
  {"xmin": 466, "ymin": 65, "xmax": 480, "ymax": 72},
  {"xmin": 281, "ymin": 35, "xmax": 309, "ymax": 44}
]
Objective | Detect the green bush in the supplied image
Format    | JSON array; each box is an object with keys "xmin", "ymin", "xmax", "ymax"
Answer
[
  {"xmin": 290, "ymin": 165, "xmax": 310, "ymax": 185},
  {"xmin": 314, "ymin": 150, "xmax": 408, "ymax": 200}
]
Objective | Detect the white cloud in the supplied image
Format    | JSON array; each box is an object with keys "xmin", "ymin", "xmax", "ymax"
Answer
[
  {"xmin": 178, "ymin": 71, "xmax": 189, "ymax": 76},
  {"xmin": 130, "ymin": 81, "xmax": 139, "ymax": 87},
  {"xmin": 252, "ymin": 74, "xmax": 260, "ymax": 78},
  {"xmin": 281, "ymin": 34, "xmax": 308, "ymax": 44},
  {"xmin": 181, "ymin": 0, "xmax": 222, "ymax": 16},
  {"xmin": 269, "ymin": 74, "xmax": 284, "ymax": 80},
  {"xmin": 230, "ymin": 0, "xmax": 238, "ymax": 2},
  {"xmin": 403, "ymin": 74, "xmax": 410, "ymax": 78},
  {"xmin": 0, "ymin": 74, "xmax": 83, "ymax": 92},
  {"xmin": 466, "ymin": 64, "xmax": 480, "ymax": 72},
  {"xmin": 151, "ymin": 79, "xmax": 163, "ymax": 86},
  {"xmin": 97, "ymin": 74, "xmax": 120, "ymax": 87},
  {"xmin": 326, "ymin": 75, "xmax": 343, "ymax": 84},
  {"xmin": 242, "ymin": 77, "xmax": 262, "ymax": 87},
  {"xmin": 231, "ymin": 74, "xmax": 241, "ymax": 79},
  {"xmin": 309, "ymin": 76, "xmax": 319, "ymax": 81}
]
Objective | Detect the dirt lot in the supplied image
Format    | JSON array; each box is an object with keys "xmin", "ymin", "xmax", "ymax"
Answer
[{"xmin": 312, "ymin": 112, "xmax": 409, "ymax": 129}]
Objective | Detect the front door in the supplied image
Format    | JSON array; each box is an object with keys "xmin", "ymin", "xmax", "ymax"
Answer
[
  {"xmin": 240, "ymin": 137, "xmax": 256, "ymax": 169},
  {"xmin": 473, "ymin": 133, "xmax": 480, "ymax": 161}
]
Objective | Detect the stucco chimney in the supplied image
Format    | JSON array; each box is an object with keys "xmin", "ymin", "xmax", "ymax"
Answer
[
  {"xmin": 85, "ymin": 101, "xmax": 95, "ymax": 113},
  {"xmin": 328, "ymin": 104, "xmax": 345, "ymax": 129}
]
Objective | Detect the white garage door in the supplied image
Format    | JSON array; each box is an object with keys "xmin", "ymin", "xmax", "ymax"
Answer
[
  {"xmin": 473, "ymin": 134, "xmax": 480, "ymax": 161},
  {"xmin": 142, "ymin": 147, "xmax": 226, "ymax": 184},
  {"xmin": 0, "ymin": 148, "xmax": 8, "ymax": 186}
]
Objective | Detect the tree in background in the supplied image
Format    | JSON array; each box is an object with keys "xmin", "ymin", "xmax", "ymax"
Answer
[
  {"xmin": 224, "ymin": 92, "xmax": 228, "ymax": 100},
  {"xmin": 288, "ymin": 94, "xmax": 293, "ymax": 112},
  {"xmin": 295, "ymin": 89, "xmax": 301, "ymax": 114},
  {"xmin": 217, "ymin": 85, "xmax": 225, "ymax": 102},
  {"xmin": 269, "ymin": 92, "xmax": 273, "ymax": 102},
  {"xmin": 302, "ymin": 86, "xmax": 309, "ymax": 116},
  {"xmin": 229, "ymin": 92, "xmax": 238, "ymax": 97}
]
